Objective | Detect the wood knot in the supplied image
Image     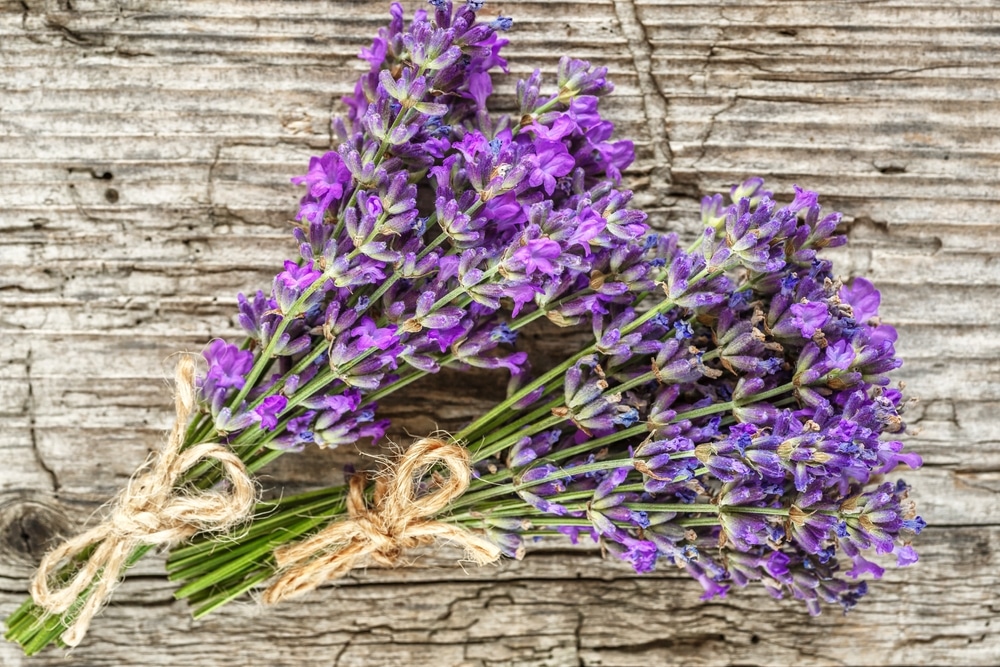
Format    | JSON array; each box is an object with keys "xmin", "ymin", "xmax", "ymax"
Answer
[{"xmin": 0, "ymin": 496, "xmax": 70, "ymax": 567}]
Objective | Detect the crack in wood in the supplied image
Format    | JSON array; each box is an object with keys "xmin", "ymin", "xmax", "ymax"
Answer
[
  {"xmin": 573, "ymin": 610, "xmax": 584, "ymax": 666},
  {"xmin": 25, "ymin": 348, "xmax": 59, "ymax": 493},
  {"xmin": 692, "ymin": 95, "xmax": 741, "ymax": 178},
  {"xmin": 611, "ymin": 0, "xmax": 673, "ymax": 207}
]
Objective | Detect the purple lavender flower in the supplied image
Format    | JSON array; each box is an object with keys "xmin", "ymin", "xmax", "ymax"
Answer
[
  {"xmin": 253, "ymin": 395, "xmax": 288, "ymax": 431},
  {"xmin": 558, "ymin": 358, "xmax": 623, "ymax": 434},
  {"xmin": 509, "ymin": 430, "xmax": 561, "ymax": 468},
  {"xmin": 201, "ymin": 340, "xmax": 253, "ymax": 391},
  {"xmin": 236, "ymin": 290, "xmax": 277, "ymax": 343},
  {"xmin": 605, "ymin": 536, "xmax": 659, "ymax": 573},
  {"xmin": 841, "ymin": 277, "xmax": 881, "ymax": 323},
  {"xmin": 840, "ymin": 277, "xmax": 898, "ymax": 347},
  {"xmin": 291, "ymin": 152, "xmax": 352, "ymax": 220},
  {"xmin": 272, "ymin": 260, "xmax": 323, "ymax": 315},
  {"xmin": 557, "ymin": 56, "xmax": 613, "ymax": 97},
  {"xmin": 825, "ymin": 339, "xmax": 856, "ymax": 370},
  {"xmin": 718, "ymin": 509, "xmax": 772, "ymax": 552},
  {"xmin": 511, "ymin": 239, "xmax": 563, "ymax": 276},
  {"xmin": 528, "ymin": 140, "xmax": 575, "ymax": 195},
  {"xmin": 788, "ymin": 302, "xmax": 829, "ymax": 338},
  {"xmin": 838, "ymin": 481, "xmax": 923, "ymax": 558}
]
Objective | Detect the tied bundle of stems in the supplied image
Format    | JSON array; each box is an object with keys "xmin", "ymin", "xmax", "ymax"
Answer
[
  {"xmin": 168, "ymin": 178, "xmax": 924, "ymax": 617},
  {"xmin": 6, "ymin": 1, "xmax": 662, "ymax": 653},
  {"xmin": 5, "ymin": 1, "xmax": 926, "ymax": 652}
]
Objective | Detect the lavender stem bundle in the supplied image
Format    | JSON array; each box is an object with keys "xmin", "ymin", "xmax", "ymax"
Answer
[
  {"xmin": 167, "ymin": 178, "xmax": 924, "ymax": 617},
  {"xmin": 6, "ymin": 1, "xmax": 655, "ymax": 653}
]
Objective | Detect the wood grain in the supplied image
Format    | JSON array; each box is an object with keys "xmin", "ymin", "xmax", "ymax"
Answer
[{"xmin": 1, "ymin": 0, "xmax": 999, "ymax": 665}]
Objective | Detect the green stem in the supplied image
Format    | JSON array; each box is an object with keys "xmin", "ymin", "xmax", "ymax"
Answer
[
  {"xmin": 743, "ymin": 382, "xmax": 797, "ymax": 405},
  {"xmin": 677, "ymin": 517, "xmax": 723, "ymax": 528},
  {"xmin": 166, "ymin": 497, "xmax": 345, "ymax": 578},
  {"xmin": 172, "ymin": 506, "xmax": 337, "ymax": 600},
  {"xmin": 453, "ymin": 457, "xmax": 638, "ymax": 510},
  {"xmin": 193, "ymin": 571, "xmax": 273, "ymax": 620},
  {"xmin": 472, "ymin": 414, "xmax": 566, "ymax": 462},
  {"xmin": 721, "ymin": 506, "xmax": 790, "ymax": 517},
  {"xmin": 10, "ymin": 544, "xmax": 153, "ymax": 655},
  {"xmin": 626, "ymin": 503, "xmax": 718, "ymax": 513},
  {"xmin": 473, "ymin": 396, "xmax": 565, "ymax": 453}
]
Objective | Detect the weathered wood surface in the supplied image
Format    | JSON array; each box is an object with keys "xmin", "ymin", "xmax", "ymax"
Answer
[{"xmin": 1, "ymin": 0, "xmax": 999, "ymax": 664}]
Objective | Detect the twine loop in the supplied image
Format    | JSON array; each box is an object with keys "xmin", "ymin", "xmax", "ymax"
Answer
[
  {"xmin": 262, "ymin": 438, "xmax": 501, "ymax": 605},
  {"xmin": 29, "ymin": 356, "xmax": 257, "ymax": 647}
]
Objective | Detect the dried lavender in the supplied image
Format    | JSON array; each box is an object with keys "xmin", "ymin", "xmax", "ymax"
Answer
[{"xmin": 168, "ymin": 178, "xmax": 922, "ymax": 618}]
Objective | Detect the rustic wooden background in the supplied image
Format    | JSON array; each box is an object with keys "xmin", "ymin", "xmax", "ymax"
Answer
[{"xmin": 2, "ymin": 1, "xmax": 998, "ymax": 665}]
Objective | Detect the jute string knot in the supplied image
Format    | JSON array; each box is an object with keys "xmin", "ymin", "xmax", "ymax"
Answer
[
  {"xmin": 29, "ymin": 356, "xmax": 257, "ymax": 647},
  {"xmin": 262, "ymin": 437, "xmax": 501, "ymax": 605}
]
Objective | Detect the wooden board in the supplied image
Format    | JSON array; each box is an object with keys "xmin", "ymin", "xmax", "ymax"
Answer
[{"xmin": 1, "ymin": 0, "xmax": 998, "ymax": 664}]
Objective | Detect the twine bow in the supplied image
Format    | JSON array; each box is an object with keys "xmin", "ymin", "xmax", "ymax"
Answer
[
  {"xmin": 262, "ymin": 438, "xmax": 501, "ymax": 604},
  {"xmin": 29, "ymin": 356, "xmax": 257, "ymax": 647}
]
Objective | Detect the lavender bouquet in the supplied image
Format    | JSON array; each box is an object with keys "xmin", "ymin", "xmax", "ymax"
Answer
[
  {"xmin": 167, "ymin": 177, "xmax": 924, "ymax": 618},
  {"xmin": 6, "ymin": 1, "xmax": 647, "ymax": 654},
  {"xmin": 5, "ymin": 0, "xmax": 924, "ymax": 654}
]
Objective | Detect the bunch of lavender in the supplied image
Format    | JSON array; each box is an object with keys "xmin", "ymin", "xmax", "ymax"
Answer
[
  {"xmin": 6, "ymin": 1, "xmax": 655, "ymax": 654},
  {"xmin": 167, "ymin": 178, "xmax": 923, "ymax": 618}
]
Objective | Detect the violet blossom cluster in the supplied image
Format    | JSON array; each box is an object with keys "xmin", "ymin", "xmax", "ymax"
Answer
[
  {"xmin": 462, "ymin": 178, "xmax": 923, "ymax": 615},
  {"xmin": 191, "ymin": 1, "xmax": 652, "ymax": 454}
]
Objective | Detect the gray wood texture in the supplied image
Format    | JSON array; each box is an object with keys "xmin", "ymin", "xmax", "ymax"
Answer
[{"xmin": 1, "ymin": 0, "xmax": 999, "ymax": 664}]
